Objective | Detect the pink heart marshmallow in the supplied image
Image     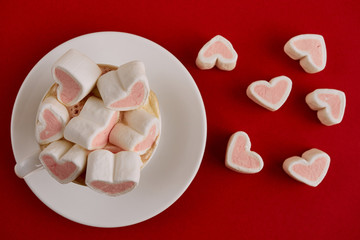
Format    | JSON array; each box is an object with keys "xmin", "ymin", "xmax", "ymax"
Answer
[
  {"xmin": 35, "ymin": 96, "xmax": 69, "ymax": 145},
  {"xmin": 284, "ymin": 34, "xmax": 327, "ymax": 73},
  {"xmin": 225, "ymin": 131, "xmax": 264, "ymax": 174},
  {"xmin": 283, "ymin": 148, "xmax": 330, "ymax": 187},
  {"xmin": 196, "ymin": 35, "xmax": 238, "ymax": 71},
  {"xmin": 306, "ymin": 88, "xmax": 346, "ymax": 126},
  {"xmin": 246, "ymin": 76, "xmax": 292, "ymax": 111},
  {"xmin": 39, "ymin": 140, "xmax": 88, "ymax": 184}
]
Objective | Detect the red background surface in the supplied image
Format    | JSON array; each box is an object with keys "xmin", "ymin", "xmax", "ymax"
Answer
[{"xmin": 1, "ymin": 0, "xmax": 360, "ymax": 239}]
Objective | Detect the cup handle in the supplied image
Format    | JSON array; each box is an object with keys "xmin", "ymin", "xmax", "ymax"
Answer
[{"xmin": 14, "ymin": 151, "xmax": 43, "ymax": 178}]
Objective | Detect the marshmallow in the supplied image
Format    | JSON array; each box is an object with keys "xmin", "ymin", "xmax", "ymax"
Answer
[
  {"xmin": 305, "ymin": 89, "xmax": 346, "ymax": 126},
  {"xmin": 35, "ymin": 96, "xmax": 69, "ymax": 145},
  {"xmin": 225, "ymin": 131, "xmax": 264, "ymax": 174},
  {"xmin": 246, "ymin": 76, "xmax": 292, "ymax": 111},
  {"xmin": 64, "ymin": 96, "xmax": 119, "ymax": 150},
  {"xmin": 196, "ymin": 35, "xmax": 238, "ymax": 71},
  {"xmin": 284, "ymin": 34, "xmax": 327, "ymax": 73},
  {"xmin": 97, "ymin": 61, "xmax": 150, "ymax": 111},
  {"xmin": 52, "ymin": 49, "xmax": 102, "ymax": 106},
  {"xmin": 85, "ymin": 150, "xmax": 142, "ymax": 196},
  {"xmin": 283, "ymin": 148, "xmax": 330, "ymax": 187},
  {"xmin": 109, "ymin": 109, "xmax": 160, "ymax": 154},
  {"xmin": 39, "ymin": 140, "xmax": 88, "ymax": 184}
]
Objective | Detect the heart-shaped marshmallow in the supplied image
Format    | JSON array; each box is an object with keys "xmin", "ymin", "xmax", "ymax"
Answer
[
  {"xmin": 246, "ymin": 76, "xmax": 292, "ymax": 111},
  {"xmin": 52, "ymin": 49, "xmax": 102, "ymax": 106},
  {"xmin": 85, "ymin": 150, "xmax": 142, "ymax": 196},
  {"xmin": 284, "ymin": 34, "xmax": 327, "ymax": 73},
  {"xmin": 225, "ymin": 131, "xmax": 264, "ymax": 173},
  {"xmin": 35, "ymin": 96, "xmax": 69, "ymax": 145},
  {"xmin": 97, "ymin": 61, "xmax": 150, "ymax": 111},
  {"xmin": 283, "ymin": 148, "xmax": 330, "ymax": 187},
  {"xmin": 109, "ymin": 108, "xmax": 160, "ymax": 156},
  {"xmin": 196, "ymin": 35, "xmax": 238, "ymax": 71},
  {"xmin": 39, "ymin": 140, "xmax": 88, "ymax": 184},
  {"xmin": 305, "ymin": 89, "xmax": 346, "ymax": 126},
  {"xmin": 64, "ymin": 96, "xmax": 119, "ymax": 150}
]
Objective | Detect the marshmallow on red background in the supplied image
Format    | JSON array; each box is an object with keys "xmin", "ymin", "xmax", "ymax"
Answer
[
  {"xmin": 64, "ymin": 96, "xmax": 119, "ymax": 150},
  {"xmin": 284, "ymin": 34, "xmax": 327, "ymax": 73},
  {"xmin": 85, "ymin": 150, "xmax": 142, "ymax": 196},
  {"xmin": 225, "ymin": 131, "xmax": 264, "ymax": 174},
  {"xmin": 109, "ymin": 109, "xmax": 160, "ymax": 154},
  {"xmin": 52, "ymin": 49, "xmax": 102, "ymax": 106},
  {"xmin": 305, "ymin": 89, "xmax": 346, "ymax": 126},
  {"xmin": 35, "ymin": 96, "xmax": 69, "ymax": 145},
  {"xmin": 283, "ymin": 148, "xmax": 330, "ymax": 187},
  {"xmin": 39, "ymin": 140, "xmax": 88, "ymax": 184},
  {"xmin": 196, "ymin": 35, "xmax": 238, "ymax": 71},
  {"xmin": 246, "ymin": 76, "xmax": 292, "ymax": 111},
  {"xmin": 97, "ymin": 61, "xmax": 150, "ymax": 111}
]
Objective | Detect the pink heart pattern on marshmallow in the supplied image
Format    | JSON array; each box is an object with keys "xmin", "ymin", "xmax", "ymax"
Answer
[
  {"xmin": 283, "ymin": 148, "xmax": 330, "ymax": 187},
  {"xmin": 35, "ymin": 96, "xmax": 69, "ymax": 145},
  {"xmin": 246, "ymin": 76, "xmax": 292, "ymax": 111},
  {"xmin": 196, "ymin": 35, "xmax": 238, "ymax": 71},
  {"xmin": 284, "ymin": 34, "xmax": 327, "ymax": 73},
  {"xmin": 39, "ymin": 140, "xmax": 88, "ymax": 184},
  {"xmin": 305, "ymin": 89, "xmax": 346, "ymax": 126},
  {"xmin": 225, "ymin": 131, "xmax": 264, "ymax": 173}
]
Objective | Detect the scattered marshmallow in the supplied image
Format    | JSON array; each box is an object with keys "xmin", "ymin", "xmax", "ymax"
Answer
[
  {"xmin": 246, "ymin": 76, "xmax": 292, "ymax": 111},
  {"xmin": 196, "ymin": 35, "xmax": 238, "ymax": 71},
  {"xmin": 283, "ymin": 148, "xmax": 330, "ymax": 187},
  {"xmin": 85, "ymin": 150, "xmax": 142, "ymax": 196},
  {"xmin": 52, "ymin": 49, "xmax": 102, "ymax": 106},
  {"xmin": 35, "ymin": 96, "xmax": 69, "ymax": 145},
  {"xmin": 109, "ymin": 109, "xmax": 160, "ymax": 154},
  {"xmin": 284, "ymin": 34, "xmax": 327, "ymax": 73},
  {"xmin": 39, "ymin": 140, "xmax": 88, "ymax": 184},
  {"xmin": 97, "ymin": 61, "xmax": 150, "ymax": 111},
  {"xmin": 64, "ymin": 96, "xmax": 119, "ymax": 150},
  {"xmin": 306, "ymin": 89, "xmax": 346, "ymax": 126},
  {"xmin": 225, "ymin": 131, "xmax": 264, "ymax": 174}
]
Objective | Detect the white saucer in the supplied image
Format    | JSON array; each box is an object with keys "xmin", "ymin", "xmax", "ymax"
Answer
[{"xmin": 11, "ymin": 32, "xmax": 207, "ymax": 227}]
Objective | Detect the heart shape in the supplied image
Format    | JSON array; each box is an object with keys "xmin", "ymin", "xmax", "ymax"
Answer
[
  {"xmin": 52, "ymin": 49, "xmax": 101, "ymax": 106},
  {"xmin": 196, "ymin": 35, "xmax": 238, "ymax": 71},
  {"xmin": 283, "ymin": 149, "xmax": 330, "ymax": 187},
  {"xmin": 41, "ymin": 154, "xmax": 77, "ymax": 181},
  {"xmin": 36, "ymin": 96, "xmax": 69, "ymax": 144},
  {"xmin": 225, "ymin": 131, "xmax": 263, "ymax": 173},
  {"xmin": 246, "ymin": 76, "xmax": 292, "ymax": 111},
  {"xmin": 39, "ymin": 140, "xmax": 87, "ymax": 184},
  {"xmin": 284, "ymin": 34, "xmax": 327, "ymax": 73},
  {"xmin": 54, "ymin": 68, "xmax": 82, "ymax": 105},
  {"xmin": 306, "ymin": 89, "xmax": 346, "ymax": 126}
]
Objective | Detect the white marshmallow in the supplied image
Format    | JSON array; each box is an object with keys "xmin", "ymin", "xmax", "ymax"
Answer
[
  {"xmin": 52, "ymin": 49, "xmax": 102, "ymax": 106},
  {"xmin": 35, "ymin": 96, "xmax": 69, "ymax": 145},
  {"xmin": 196, "ymin": 35, "xmax": 238, "ymax": 71},
  {"xmin": 39, "ymin": 140, "xmax": 88, "ymax": 184},
  {"xmin": 305, "ymin": 89, "xmax": 346, "ymax": 126},
  {"xmin": 97, "ymin": 61, "xmax": 150, "ymax": 111},
  {"xmin": 109, "ymin": 109, "xmax": 160, "ymax": 154},
  {"xmin": 64, "ymin": 96, "xmax": 119, "ymax": 150},
  {"xmin": 284, "ymin": 34, "xmax": 327, "ymax": 73},
  {"xmin": 225, "ymin": 131, "xmax": 264, "ymax": 174},
  {"xmin": 85, "ymin": 150, "xmax": 142, "ymax": 196},
  {"xmin": 246, "ymin": 76, "xmax": 292, "ymax": 111},
  {"xmin": 283, "ymin": 148, "xmax": 330, "ymax": 187}
]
